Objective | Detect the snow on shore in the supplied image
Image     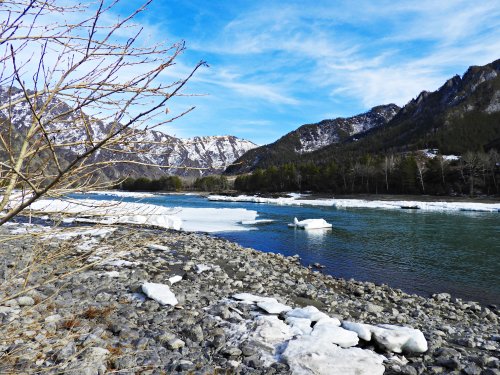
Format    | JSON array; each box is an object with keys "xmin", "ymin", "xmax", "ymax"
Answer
[
  {"xmin": 25, "ymin": 198, "xmax": 257, "ymax": 232},
  {"xmin": 208, "ymin": 195, "xmax": 500, "ymax": 213},
  {"xmin": 76, "ymin": 190, "xmax": 157, "ymax": 198}
]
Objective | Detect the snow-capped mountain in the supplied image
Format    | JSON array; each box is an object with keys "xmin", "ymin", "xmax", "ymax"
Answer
[
  {"xmin": 226, "ymin": 104, "xmax": 400, "ymax": 174},
  {"xmin": 0, "ymin": 86, "xmax": 256, "ymax": 178}
]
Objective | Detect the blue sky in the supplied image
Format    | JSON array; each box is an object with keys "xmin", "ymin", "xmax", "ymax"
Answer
[{"xmin": 117, "ymin": 1, "xmax": 500, "ymax": 144}]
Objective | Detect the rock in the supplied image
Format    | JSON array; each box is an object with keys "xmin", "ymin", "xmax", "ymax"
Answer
[
  {"xmin": 433, "ymin": 293, "xmax": 451, "ymax": 301},
  {"xmin": 66, "ymin": 347, "xmax": 109, "ymax": 375},
  {"xmin": 463, "ymin": 363, "xmax": 483, "ymax": 375},
  {"xmin": 365, "ymin": 302, "xmax": 384, "ymax": 314},
  {"xmin": 177, "ymin": 360, "xmax": 195, "ymax": 371},
  {"xmin": 56, "ymin": 341, "xmax": 76, "ymax": 361},
  {"xmin": 185, "ymin": 325, "xmax": 204, "ymax": 343},
  {"xmin": 167, "ymin": 338, "xmax": 185, "ymax": 350},
  {"xmin": 223, "ymin": 347, "xmax": 242, "ymax": 357},
  {"xmin": 17, "ymin": 296, "xmax": 35, "ymax": 306}
]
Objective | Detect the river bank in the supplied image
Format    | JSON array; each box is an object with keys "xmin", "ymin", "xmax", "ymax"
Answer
[{"xmin": 0, "ymin": 221, "xmax": 498, "ymax": 374}]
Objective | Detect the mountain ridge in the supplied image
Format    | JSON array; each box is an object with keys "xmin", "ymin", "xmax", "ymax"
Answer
[
  {"xmin": 0, "ymin": 86, "xmax": 257, "ymax": 178},
  {"xmin": 226, "ymin": 58, "xmax": 500, "ymax": 174},
  {"xmin": 225, "ymin": 103, "xmax": 400, "ymax": 174}
]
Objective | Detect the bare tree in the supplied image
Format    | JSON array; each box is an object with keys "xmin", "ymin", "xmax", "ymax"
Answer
[
  {"xmin": 415, "ymin": 154, "xmax": 427, "ymax": 193},
  {"xmin": 462, "ymin": 151, "xmax": 479, "ymax": 197},
  {"xmin": 0, "ymin": 0, "xmax": 205, "ymax": 224}
]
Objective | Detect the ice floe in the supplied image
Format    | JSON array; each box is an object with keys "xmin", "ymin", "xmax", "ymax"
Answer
[
  {"xmin": 225, "ymin": 293, "xmax": 427, "ymax": 374},
  {"xmin": 208, "ymin": 194, "xmax": 500, "ymax": 213},
  {"xmin": 20, "ymin": 198, "xmax": 258, "ymax": 232},
  {"xmin": 288, "ymin": 217, "xmax": 332, "ymax": 229},
  {"xmin": 141, "ymin": 283, "xmax": 178, "ymax": 306},
  {"xmin": 240, "ymin": 219, "xmax": 274, "ymax": 225}
]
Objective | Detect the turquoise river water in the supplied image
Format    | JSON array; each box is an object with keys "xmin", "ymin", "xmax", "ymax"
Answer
[{"xmin": 75, "ymin": 193, "xmax": 500, "ymax": 306}]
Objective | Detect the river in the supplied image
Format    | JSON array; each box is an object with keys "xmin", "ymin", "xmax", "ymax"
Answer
[{"xmin": 73, "ymin": 193, "xmax": 500, "ymax": 305}]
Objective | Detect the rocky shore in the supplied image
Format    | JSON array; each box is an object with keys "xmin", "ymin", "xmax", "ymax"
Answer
[{"xmin": 0, "ymin": 222, "xmax": 498, "ymax": 374}]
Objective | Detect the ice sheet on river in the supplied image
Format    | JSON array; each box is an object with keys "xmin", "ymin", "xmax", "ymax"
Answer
[
  {"xmin": 208, "ymin": 195, "xmax": 500, "ymax": 213},
  {"xmin": 22, "ymin": 198, "xmax": 258, "ymax": 232}
]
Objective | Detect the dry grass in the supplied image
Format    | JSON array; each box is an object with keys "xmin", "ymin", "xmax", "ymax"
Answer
[{"xmin": 82, "ymin": 305, "xmax": 115, "ymax": 320}]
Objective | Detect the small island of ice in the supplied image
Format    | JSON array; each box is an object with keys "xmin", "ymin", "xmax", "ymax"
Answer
[{"xmin": 288, "ymin": 217, "xmax": 332, "ymax": 230}]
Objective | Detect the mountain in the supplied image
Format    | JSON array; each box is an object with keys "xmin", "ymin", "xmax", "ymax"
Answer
[
  {"xmin": 0, "ymin": 86, "xmax": 256, "ymax": 178},
  {"xmin": 227, "ymin": 58, "xmax": 500, "ymax": 174},
  {"xmin": 225, "ymin": 104, "xmax": 400, "ymax": 174},
  {"xmin": 337, "ymin": 58, "xmax": 500, "ymax": 155}
]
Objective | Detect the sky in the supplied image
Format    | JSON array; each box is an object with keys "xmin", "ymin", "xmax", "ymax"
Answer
[{"xmin": 15, "ymin": 0, "xmax": 500, "ymax": 145}]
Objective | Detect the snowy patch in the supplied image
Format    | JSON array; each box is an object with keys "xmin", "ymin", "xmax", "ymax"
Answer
[
  {"xmin": 81, "ymin": 190, "xmax": 157, "ymax": 198},
  {"xmin": 141, "ymin": 283, "xmax": 178, "ymax": 306},
  {"xmin": 20, "ymin": 198, "xmax": 258, "ymax": 232},
  {"xmin": 209, "ymin": 195, "xmax": 500, "ymax": 213}
]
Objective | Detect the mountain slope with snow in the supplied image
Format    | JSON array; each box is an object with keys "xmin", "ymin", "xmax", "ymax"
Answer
[
  {"xmin": 0, "ymin": 86, "xmax": 256, "ymax": 178},
  {"xmin": 225, "ymin": 104, "xmax": 400, "ymax": 174}
]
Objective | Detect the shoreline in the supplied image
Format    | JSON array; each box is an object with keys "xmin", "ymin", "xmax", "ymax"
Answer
[
  {"xmin": 87, "ymin": 189, "xmax": 500, "ymax": 203},
  {"xmin": 1, "ymin": 222, "xmax": 498, "ymax": 374}
]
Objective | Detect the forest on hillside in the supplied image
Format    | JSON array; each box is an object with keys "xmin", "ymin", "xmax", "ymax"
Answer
[{"xmin": 234, "ymin": 150, "xmax": 499, "ymax": 197}]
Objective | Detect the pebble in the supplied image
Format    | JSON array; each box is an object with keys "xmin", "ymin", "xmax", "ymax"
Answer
[{"xmin": 0, "ymin": 224, "xmax": 498, "ymax": 374}]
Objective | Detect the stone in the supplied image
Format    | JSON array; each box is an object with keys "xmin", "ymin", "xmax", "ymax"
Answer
[
  {"xmin": 167, "ymin": 338, "xmax": 185, "ymax": 350},
  {"xmin": 17, "ymin": 296, "xmax": 35, "ymax": 306}
]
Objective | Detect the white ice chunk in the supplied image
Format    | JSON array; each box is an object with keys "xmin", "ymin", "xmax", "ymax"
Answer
[
  {"xmin": 286, "ymin": 306, "xmax": 330, "ymax": 322},
  {"xmin": 372, "ymin": 324, "xmax": 428, "ymax": 353},
  {"xmin": 232, "ymin": 293, "xmax": 278, "ymax": 304},
  {"xmin": 195, "ymin": 264, "xmax": 212, "ymax": 274},
  {"xmin": 99, "ymin": 271, "xmax": 120, "ymax": 278},
  {"xmin": 147, "ymin": 244, "xmax": 171, "ymax": 251},
  {"xmin": 285, "ymin": 317, "xmax": 313, "ymax": 335},
  {"xmin": 249, "ymin": 315, "xmax": 295, "ymax": 365},
  {"xmin": 288, "ymin": 217, "xmax": 332, "ymax": 229},
  {"xmin": 141, "ymin": 283, "xmax": 178, "ymax": 306},
  {"xmin": 312, "ymin": 318, "xmax": 358, "ymax": 348},
  {"xmin": 282, "ymin": 335, "xmax": 385, "ymax": 375},
  {"xmin": 342, "ymin": 321, "xmax": 373, "ymax": 341},
  {"xmin": 257, "ymin": 300, "xmax": 292, "ymax": 314},
  {"xmin": 168, "ymin": 275, "xmax": 183, "ymax": 284}
]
